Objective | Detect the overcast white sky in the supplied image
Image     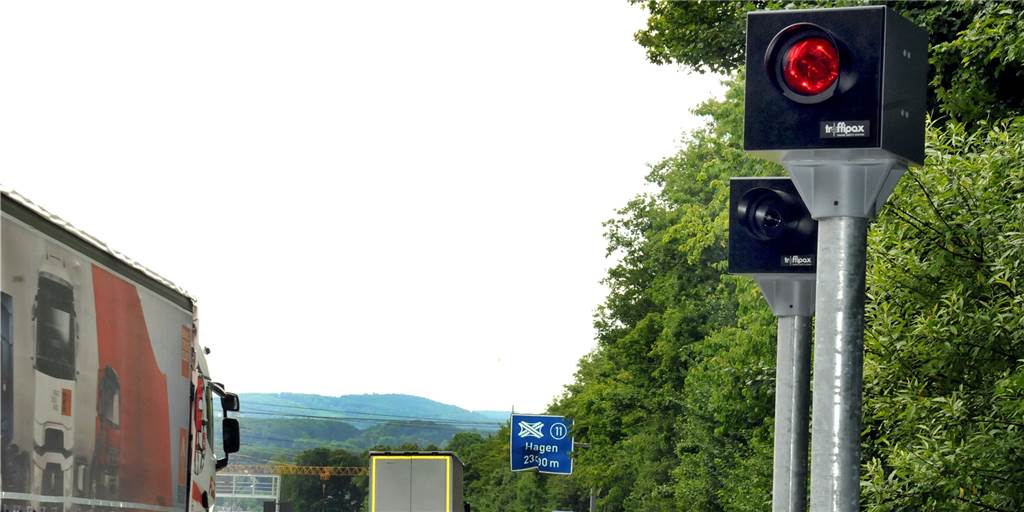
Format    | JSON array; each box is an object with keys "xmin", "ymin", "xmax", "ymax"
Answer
[{"xmin": 0, "ymin": 1, "xmax": 723, "ymax": 413}]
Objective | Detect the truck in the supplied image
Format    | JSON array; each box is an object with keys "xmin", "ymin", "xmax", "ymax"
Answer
[
  {"xmin": 1, "ymin": 188, "xmax": 240, "ymax": 512},
  {"xmin": 368, "ymin": 451, "xmax": 465, "ymax": 512}
]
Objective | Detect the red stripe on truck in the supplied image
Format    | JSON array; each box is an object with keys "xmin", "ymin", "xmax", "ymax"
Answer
[{"xmin": 93, "ymin": 265, "xmax": 174, "ymax": 506}]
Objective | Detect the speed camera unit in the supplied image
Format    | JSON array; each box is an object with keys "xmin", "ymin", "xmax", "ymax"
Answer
[
  {"xmin": 743, "ymin": 6, "xmax": 928, "ymax": 165},
  {"xmin": 728, "ymin": 177, "xmax": 817, "ymax": 276}
]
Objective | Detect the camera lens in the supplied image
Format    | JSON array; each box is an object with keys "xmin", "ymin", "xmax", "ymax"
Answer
[
  {"xmin": 737, "ymin": 188, "xmax": 801, "ymax": 241},
  {"xmin": 754, "ymin": 201, "xmax": 786, "ymax": 239}
]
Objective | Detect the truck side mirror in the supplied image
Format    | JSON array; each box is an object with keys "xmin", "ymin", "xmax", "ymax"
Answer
[
  {"xmin": 221, "ymin": 392, "xmax": 240, "ymax": 412},
  {"xmin": 223, "ymin": 418, "xmax": 240, "ymax": 454},
  {"xmin": 216, "ymin": 418, "xmax": 240, "ymax": 471}
]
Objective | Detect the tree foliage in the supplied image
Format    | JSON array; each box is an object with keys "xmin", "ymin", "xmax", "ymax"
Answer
[
  {"xmin": 550, "ymin": 75, "xmax": 783, "ymax": 512},
  {"xmin": 280, "ymin": 448, "xmax": 368, "ymax": 512},
  {"xmin": 446, "ymin": 76, "xmax": 783, "ymax": 512},
  {"xmin": 861, "ymin": 119, "xmax": 1024, "ymax": 510},
  {"xmin": 630, "ymin": 0, "xmax": 1024, "ymax": 123},
  {"xmin": 444, "ymin": 428, "xmax": 590, "ymax": 512}
]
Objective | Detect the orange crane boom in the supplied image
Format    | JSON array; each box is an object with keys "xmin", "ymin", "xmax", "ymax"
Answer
[{"xmin": 224, "ymin": 464, "xmax": 368, "ymax": 480}]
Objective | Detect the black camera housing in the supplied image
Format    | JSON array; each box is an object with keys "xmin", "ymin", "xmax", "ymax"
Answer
[
  {"xmin": 728, "ymin": 177, "xmax": 817, "ymax": 276},
  {"xmin": 743, "ymin": 6, "xmax": 928, "ymax": 164}
]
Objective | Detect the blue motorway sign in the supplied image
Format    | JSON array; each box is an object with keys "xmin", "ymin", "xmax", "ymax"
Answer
[{"xmin": 510, "ymin": 414, "xmax": 573, "ymax": 475}]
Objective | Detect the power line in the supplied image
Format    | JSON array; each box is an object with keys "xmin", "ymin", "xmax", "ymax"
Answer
[
  {"xmin": 236, "ymin": 431, "xmax": 349, "ymax": 446},
  {"xmin": 242, "ymin": 409, "xmax": 497, "ymax": 428},
  {"xmin": 240, "ymin": 402, "xmax": 506, "ymax": 426},
  {"xmin": 239, "ymin": 430, "xmax": 482, "ymax": 448},
  {"xmin": 241, "ymin": 409, "xmax": 504, "ymax": 429},
  {"xmin": 236, "ymin": 407, "xmax": 499, "ymax": 432}
]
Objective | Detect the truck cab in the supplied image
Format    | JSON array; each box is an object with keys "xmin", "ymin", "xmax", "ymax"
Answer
[
  {"xmin": 31, "ymin": 254, "xmax": 78, "ymax": 503},
  {"xmin": 188, "ymin": 344, "xmax": 239, "ymax": 511}
]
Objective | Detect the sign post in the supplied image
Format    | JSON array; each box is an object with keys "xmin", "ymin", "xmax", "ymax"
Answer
[{"xmin": 510, "ymin": 414, "xmax": 573, "ymax": 475}]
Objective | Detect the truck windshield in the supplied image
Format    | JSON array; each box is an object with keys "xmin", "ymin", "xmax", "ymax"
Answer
[{"xmin": 36, "ymin": 275, "xmax": 75, "ymax": 380}]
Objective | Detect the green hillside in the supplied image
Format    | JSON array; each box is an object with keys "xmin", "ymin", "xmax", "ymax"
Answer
[
  {"xmin": 241, "ymin": 392, "xmax": 505, "ymax": 428},
  {"xmin": 234, "ymin": 393, "xmax": 507, "ymax": 464}
]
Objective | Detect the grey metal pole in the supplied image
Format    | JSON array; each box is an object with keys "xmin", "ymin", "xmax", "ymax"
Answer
[
  {"xmin": 589, "ymin": 488, "xmax": 596, "ymax": 512},
  {"xmin": 275, "ymin": 474, "xmax": 281, "ymax": 512},
  {"xmin": 773, "ymin": 315, "xmax": 811, "ymax": 512},
  {"xmin": 809, "ymin": 216, "xmax": 868, "ymax": 512}
]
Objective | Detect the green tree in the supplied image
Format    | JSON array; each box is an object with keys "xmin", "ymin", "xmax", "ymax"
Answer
[
  {"xmin": 280, "ymin": 448, "xmax": 367, "ymax": 512},
  {"xmin": 630, "ymin": 0, "xmax": 1024, "ymax": 123},
  {"xmin": 446, "ymin": 426, "xmax": 591, "ymax": 512},
  {"xmin": 861, "ymin": 119, "xmax": 1024, "ymax": 510},
  {"xmin": 551, "ymin": 74, "xmax": 782, "ymax": 511}
]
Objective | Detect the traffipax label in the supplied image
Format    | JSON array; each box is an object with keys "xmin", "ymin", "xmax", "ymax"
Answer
[
  {"xmin": 781, "ymin": 255, "xmax": 814, "ymax": 267},
  {"xmin": 820, "ymin": 120, "xmax": 870, "ymax": 138}
]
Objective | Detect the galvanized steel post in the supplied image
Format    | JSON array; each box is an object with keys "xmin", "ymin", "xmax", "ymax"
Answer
[
  {"xmin": 808, "ymin": 216, "xmax": 868, "ymax": 512},
  {"xmin": 755, "ymin": 277, "xmax": 814, "ymax": 512},
  {"xmin": 773, "ymin": 315, "xmax": 812, "ymax": 512},
  {"xmin": 782, "ymin": 156, "xmax": 907, "ymax": 512}
]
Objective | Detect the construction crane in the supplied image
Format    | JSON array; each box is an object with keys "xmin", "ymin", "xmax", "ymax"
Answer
[{"xmin": 224, "ymin": 464, "xmax": 368, "ymax": 480}]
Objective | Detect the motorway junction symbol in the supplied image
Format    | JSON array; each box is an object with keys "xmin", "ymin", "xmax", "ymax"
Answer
[
  {"xmin": 510, "ymin": 414, "xmax": 573, "ymax": 475},
  {"xmin": 518, "ymin": 420, "xmax": 544, "ymax": 438}
]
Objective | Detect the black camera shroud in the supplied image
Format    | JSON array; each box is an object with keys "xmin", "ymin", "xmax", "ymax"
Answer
[{"xmin": 737, "ymin": 187, "xmax": 817, "ymax": 243}]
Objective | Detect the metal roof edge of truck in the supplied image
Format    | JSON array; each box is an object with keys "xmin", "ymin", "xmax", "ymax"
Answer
[
  {"xmin": 369, "ymin": 451, "xmax": 464, "ymax": 465},
  {"xmin": 0, "ymin": 186, "xmax": 195, "ymax": 311}
]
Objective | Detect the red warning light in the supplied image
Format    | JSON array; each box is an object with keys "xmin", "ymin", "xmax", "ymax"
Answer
[{"xmin": 783, "ymin": 37, "xmax": 840, "ymax": 96}]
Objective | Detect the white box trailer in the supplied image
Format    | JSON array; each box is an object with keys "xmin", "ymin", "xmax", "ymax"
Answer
[
  {"xmin": 1, "ymin": 189, "xmax": 239, "ymax": 512},
  {"xmin": 369, "ymin": 452, "xmax": 464, "ymax": 512}
]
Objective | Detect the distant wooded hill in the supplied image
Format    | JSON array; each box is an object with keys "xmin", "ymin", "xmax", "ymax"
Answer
[{"xmin": 234, "ymin": 393, "xmax": 507, "ymax": 464}]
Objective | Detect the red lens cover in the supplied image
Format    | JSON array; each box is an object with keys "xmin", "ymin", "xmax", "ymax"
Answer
[{"xmin": 783, "ymin": 37, "xmax": 839, "ymax": 96}]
